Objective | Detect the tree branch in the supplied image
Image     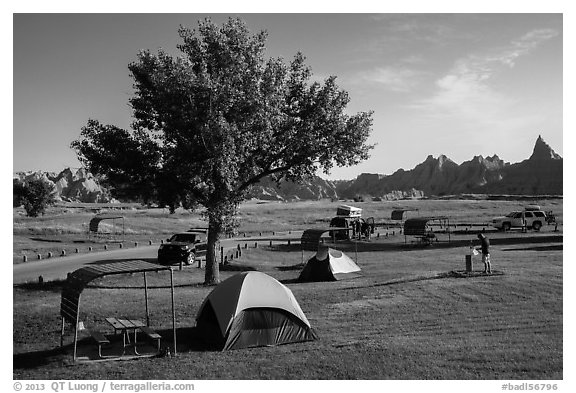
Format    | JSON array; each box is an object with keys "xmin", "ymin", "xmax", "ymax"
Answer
[
  {"xmin": 236, "ymin": 164, "xmax": 293, "ymax": 193},
  {"xmin": 236, "ymin": 156, "xmax": 323, "ymax": 194}
]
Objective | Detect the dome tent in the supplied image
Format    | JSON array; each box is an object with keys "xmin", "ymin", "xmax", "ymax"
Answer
[
  {"xmin": 196, "ymin": 272, "xmax": 317, "ymax": 350},
  {"xmin": 299, "ymin": 247, "xmax": 361, "ymax": 282}
]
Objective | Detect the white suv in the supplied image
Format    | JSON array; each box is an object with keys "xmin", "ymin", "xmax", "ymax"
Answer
[{"xmin": 492, "ymin": 208, "xmax": 547, "ymax": 231}]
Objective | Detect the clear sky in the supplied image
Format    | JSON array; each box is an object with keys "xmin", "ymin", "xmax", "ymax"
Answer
[{"xmin": 12, "ymin": 11, "xmax": 563, "ymax": 180}]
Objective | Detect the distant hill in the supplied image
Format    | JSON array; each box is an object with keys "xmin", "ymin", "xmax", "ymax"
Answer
[
  {"xmin": 13, "ymin": 168, "xmax": 114, "ymax": 203},
  {"xmin": 479, "ymin": 136, "xmax": 563, "ymax": 195},
  {"xmin": 13, "ymin": 135, "xmax": 562, "ymax": 204},
  {"xmin": 337, "ymin": 135, "xmax": 562, "ymax": 199},
  {"xmin": 245, "ymin": 176, "xmax": 339, "ymax": 201}
]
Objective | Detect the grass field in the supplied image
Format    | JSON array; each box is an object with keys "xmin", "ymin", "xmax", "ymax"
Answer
[{"xmin": 13, "ymin": 199, "xmax": 563, "ymax": 379}]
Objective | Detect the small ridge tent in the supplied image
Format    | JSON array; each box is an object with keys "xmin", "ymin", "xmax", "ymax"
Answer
[
  {"xmin": 299, "ymin": 247, "xmax": 361, "ymax": 282},
  {"xmin": 196, "ymin": 272, "xmax": 317, "ymax": 350}
]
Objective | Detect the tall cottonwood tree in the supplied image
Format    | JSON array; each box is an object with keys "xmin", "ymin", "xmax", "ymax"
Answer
[{"xmin": 72, "ymin": 18, "xmax": 373, "ymax": 285}]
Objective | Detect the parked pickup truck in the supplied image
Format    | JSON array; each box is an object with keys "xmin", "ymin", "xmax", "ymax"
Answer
[
  {"xmin": 157, "ymin": 228, "xmax": 208, "ymax": 265},
  {"xmin": 492, "ymin": 206, "xmax": 547, "ymax": 231}
]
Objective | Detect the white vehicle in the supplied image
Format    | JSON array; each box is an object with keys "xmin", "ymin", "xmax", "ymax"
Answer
[
  {"xmin": 492, "ymin": 207, "xmax": 547, "ymax": 231},
  {"xmin": 336, "ymin": 205, "xmax": 362, "ymax": 218}
]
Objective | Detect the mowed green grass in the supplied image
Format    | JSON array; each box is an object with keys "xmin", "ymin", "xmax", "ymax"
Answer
[{"xmin": 13, "ymin": 236, "xmax": 562, "ymax": 379}]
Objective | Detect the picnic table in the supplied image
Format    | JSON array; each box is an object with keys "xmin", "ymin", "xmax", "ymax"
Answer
[
  {"xmin": 415, "ymin": 233, "xmax": 436, "ymax": 246},
  {"xmin": 105, "ymin": 317, "xmax": 146, "ymax": 355}
]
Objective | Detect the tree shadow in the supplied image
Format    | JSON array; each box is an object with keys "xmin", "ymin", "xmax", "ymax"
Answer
[
  {"xmin": 29, "ymin": 237, "xmax": 63, "ymax": 243},
  {"xmin": 279, "ymin": 278, "xmax": 301, "ymax": 285},
  {"xmin": 502, "ymin": 245, "xmax": 562, "ymax": 252},
  {"xmin": 276, "ymin": 263, "xmax": 304, "ymax": 271},
  {"xmin": 268, "ymin": 244, "xmax": 306, "ymax": 253},
  {"xmin": 13, "ymin": 346, "xmax": 70, "ymax": 369},
  {"xmin": 14, "ymin": 279, "xmax": 67, "ymax": 292},
  {"xmin": 219, "ymin": 263, "xmax": 257, "ymax": 272},
  {"xmin": 336, "ymin": 270, "xmax": 506, "ymax": 292}
]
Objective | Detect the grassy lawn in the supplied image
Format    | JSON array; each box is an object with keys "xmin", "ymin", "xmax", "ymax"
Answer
[{"xmin": 13, "ymin": 233, "xmax": 562, "ymax": 379}]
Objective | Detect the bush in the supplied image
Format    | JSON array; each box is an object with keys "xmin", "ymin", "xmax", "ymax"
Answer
[
  {"xmin": 14, "ymin": 179, "xmax": 57, "ymax": 217},
  {"xmin": 13, "ymin": 179, "xmax": 26, "ymax": 207}
]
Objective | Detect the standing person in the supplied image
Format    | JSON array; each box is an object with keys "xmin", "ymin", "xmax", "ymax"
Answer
[
  {"xmin": 354, "ymin": 219, "xmax": 362, "ymax": 240},
  {"xmin": 477, "ymin": 233, "xmax": 492, "ymax": 274}
]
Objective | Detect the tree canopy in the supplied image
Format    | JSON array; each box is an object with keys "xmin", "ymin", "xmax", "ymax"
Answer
[
  {"xmin": 14, "ymin": 179, "xmax": 56, "ymax": 217},
  {"xmin": 72, "ymin": 17, "xmax": 374, "ymax": 284}
]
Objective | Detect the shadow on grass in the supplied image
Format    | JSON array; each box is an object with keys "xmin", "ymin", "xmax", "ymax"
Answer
[
  {"xmin": 341, "ymin": 270, "xmax": 505, "ymax": 291},
  {"xmin": 277, "ymin": 263, "xmax": 305, "ymax": 271},
  {"xmin": 279, "ymin": 278, "xmax": 301, "ymax": 284},
  {"xmin": 220, "ymin": 263, "xmax": 257, "ymax": 272},
  {"xmin": 443, "ymin": 270, "xmax": 505, "ymax": 278},
  {"xmin": 13, "ymin": 327, "xmax": 221, "ymax": 369},
  {"xmin": 502, "ymin": 245, "xmax": 562, "ymax": 252},
  {"xmin": 268, "ymin": 244, "xmax": 306, "ymax": 253},
  {"xmin": 29, "ymin": 237, "xmax": 63, "ymax": 243},
  {"xmin": 14, "ymin": 279, "xmax": 67, "ymax": 292},
  {"xmin": 13, "ymin": 346, "xmax": 69, "ymax": 369}
]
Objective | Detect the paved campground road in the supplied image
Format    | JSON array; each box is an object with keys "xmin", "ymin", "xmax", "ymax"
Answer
[
  {"xmin": 13, "ymin": 245, "xmax": 158, "ymax": 284},
  {"xmin": 12, "ymin": 232, "xmax": 303, "ymax": 284}
]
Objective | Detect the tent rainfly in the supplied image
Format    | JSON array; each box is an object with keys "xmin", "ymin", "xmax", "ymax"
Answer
[
  {"xmin": 196, "ymin": 272, "xmax": 317, "ymax": 350},
  {"xmin": 299, "ymin": 247, "xmax": 362, "ymax": 282}
]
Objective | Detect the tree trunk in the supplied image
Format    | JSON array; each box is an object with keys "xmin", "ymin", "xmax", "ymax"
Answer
[{"xmin": 204, "ymin": 217, "xmax": 222, "ymax": 285}]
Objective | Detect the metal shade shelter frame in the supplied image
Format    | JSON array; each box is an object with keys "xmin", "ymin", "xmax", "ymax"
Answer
[
  {"xmin": 403, "ymin": 216, "xmax": 451, "ymax": 244},
  {"xmin": 88, "ymin": 214, "xmax": 125, "ymax": 240},
  {"xmin": 391, "ymin": 208, "xmax": 419, "ymax": 221},
  {"xmin": 60, "ymin": 260, "xmax": 177, "ymax": 361}
]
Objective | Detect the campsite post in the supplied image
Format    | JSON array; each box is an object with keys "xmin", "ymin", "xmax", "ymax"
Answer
[
  {"xmin": 170, "ymin": 268, "xmax": 177, "ymax": 356},
  {"xmin": 466, "ymin": 241, "xmax": 473, "ymax": 272},
  {"xmin": 144, "ymin": 272, "xmax": 150, "ymax": 326}
]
